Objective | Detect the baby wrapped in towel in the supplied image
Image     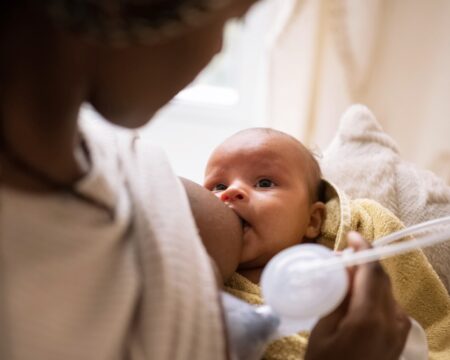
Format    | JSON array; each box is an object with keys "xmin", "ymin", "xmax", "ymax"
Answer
[{"xmin": 203, "ymin": 128, "xmax": 450, "ymax": 360}]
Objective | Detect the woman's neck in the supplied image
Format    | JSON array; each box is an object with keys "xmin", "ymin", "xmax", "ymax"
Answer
[
  {"xmin": 0, "ymin": 108, "xmax": 87, "ymax": 193},
  {"xmin": 0, "ymin": 10, "xmax": 90, "ymax": 193},
  {"xmin": 0, "ymin": 60, "xmax": 88, "ymax": 192}
]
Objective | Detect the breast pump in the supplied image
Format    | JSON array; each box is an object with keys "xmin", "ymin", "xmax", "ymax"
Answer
[{"xmin": 256, "ymin": 215, "xmax": 450, "ymax": 359}]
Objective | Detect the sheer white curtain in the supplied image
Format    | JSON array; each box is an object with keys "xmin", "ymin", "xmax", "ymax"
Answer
[{"xmin": 267, "ymin": 0, "xmax": 450, "ymax": 183}]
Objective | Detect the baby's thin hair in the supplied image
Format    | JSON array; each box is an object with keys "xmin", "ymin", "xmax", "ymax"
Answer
[
  {"xmin": 305, "ymin": 145, "xmax": 326, "ymax": 203},
  {"xmin": 303, "ymin": 145, "xmax": 324, "ymax": 203},
  {"xmin": 233, "ymin": 128, "xmax": 324, "ymax": 203}
]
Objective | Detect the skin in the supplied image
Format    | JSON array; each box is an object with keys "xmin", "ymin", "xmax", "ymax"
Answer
[
  {"xmin": 204, "ymin": 129, "xmax": 325, "ymax": 283},
  {"xmin": 180, "ymin": 177, "xmax": 242, "ymax": 283},
  {"xmin": 306, "ymin": 232, "xmax": 411, "ymax": 360},
  {"xmin": 0, "ymin": 2, "xmax": 410, "ymax": 358}
]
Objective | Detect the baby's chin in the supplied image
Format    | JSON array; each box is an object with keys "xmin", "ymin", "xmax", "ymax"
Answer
[
  {"xmin": 242, "ymin": 220, "xmax": 251, "ymax": 233},
  {"xmin": 237, "ymin": 250, "xmax": 269, "ymax": 271}
]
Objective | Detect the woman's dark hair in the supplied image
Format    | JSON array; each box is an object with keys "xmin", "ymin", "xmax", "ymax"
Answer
[
  {"xmin": 0, "ymin": 1, "xmax": 16, "ymax": 26},
  {"xmin": 0, "ymin": 0, "xmax": 232, "ymax": 45}
]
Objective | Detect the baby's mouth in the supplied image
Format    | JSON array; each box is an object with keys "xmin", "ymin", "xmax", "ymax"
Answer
[
  {"xmin": 230, "ymin": 207, "xmax": 251, "ymax": 233},
  {"xmin": 240, "ymin": 217, "xmax": 251, "ymax": 232}
]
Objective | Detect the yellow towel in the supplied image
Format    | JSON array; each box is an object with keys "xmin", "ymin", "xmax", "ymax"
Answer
[{"xmin": 225, "ymin": 181, "xmax": 450, "ymax": 360}]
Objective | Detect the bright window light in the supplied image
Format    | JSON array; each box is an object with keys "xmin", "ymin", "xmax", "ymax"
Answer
[{"xmin": 175, "ymin": 84, "xmax": 239, "ymax": 107}]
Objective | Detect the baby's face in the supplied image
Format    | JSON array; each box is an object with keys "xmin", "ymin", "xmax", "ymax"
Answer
[{"xmin": 204, "ymin": 132, "xmax": 316, "ymax": 270}]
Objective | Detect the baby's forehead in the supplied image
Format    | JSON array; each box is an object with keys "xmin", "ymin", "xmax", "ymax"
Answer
[
  {"xmin": 217, "ymin": 131, "xmax": 307, "ymax": 162},
  {"xmin": 207, "ymin": 131, "xmax": 314, "ymax": 178}
]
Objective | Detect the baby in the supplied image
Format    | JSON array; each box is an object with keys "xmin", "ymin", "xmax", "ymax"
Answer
[
  {"xmin": 203, "ymin": 127, "xmax": 450, "ymax": 360},
  {"xmin": 204, "ymin": 127, "xmax": 326, "ymax": 283}
]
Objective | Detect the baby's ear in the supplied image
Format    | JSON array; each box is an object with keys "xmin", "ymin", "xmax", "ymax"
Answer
[{"xmin": 305, "ymin": 202, "xmax": 326, "ymax": 239}]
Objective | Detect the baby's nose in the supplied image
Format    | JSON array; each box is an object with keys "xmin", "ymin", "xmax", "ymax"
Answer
[{"xmin": 220, "ymin": 187, "xmax": 246, "ymax": 202}]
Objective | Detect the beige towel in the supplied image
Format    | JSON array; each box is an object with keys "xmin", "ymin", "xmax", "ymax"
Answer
[{"xmin": 225, "ymin": 181, "xmax": 450, "ymax": 360}]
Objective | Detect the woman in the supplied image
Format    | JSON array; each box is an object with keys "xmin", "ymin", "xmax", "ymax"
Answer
[{"xmin": 0, "ymin": 1, "xmax": 409, "ymax": 359}]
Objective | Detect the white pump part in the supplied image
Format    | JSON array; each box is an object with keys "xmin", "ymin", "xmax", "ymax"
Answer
[
  {"xmin": 261, "ymin": 243, "xmax": 429, "ymax": 359},
  {"xmin": 260, "ymin": 216, "xmax": 450, "ymax": 358},
  {"xmin": 261, "ymin": 244, "xmax": 348, "ymax": 335}
]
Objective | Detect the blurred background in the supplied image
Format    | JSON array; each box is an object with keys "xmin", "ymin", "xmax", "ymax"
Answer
[{"xmin": 92, "ymin": 0, "xmax": 450, "ymax": 184}]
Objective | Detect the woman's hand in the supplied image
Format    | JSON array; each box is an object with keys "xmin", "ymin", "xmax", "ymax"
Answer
[{"xmin": 305, "ymin": 232, "xmax": 411, "ymax": 360}]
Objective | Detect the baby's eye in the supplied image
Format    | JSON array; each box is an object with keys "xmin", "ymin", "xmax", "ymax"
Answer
[
  {"xmin": 256, "ymin": 179, "xmax": 275, "ymax": 188},
  {"xmin": 212, "ymin": 183, "xmax": 227, "ymax": 192}
]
